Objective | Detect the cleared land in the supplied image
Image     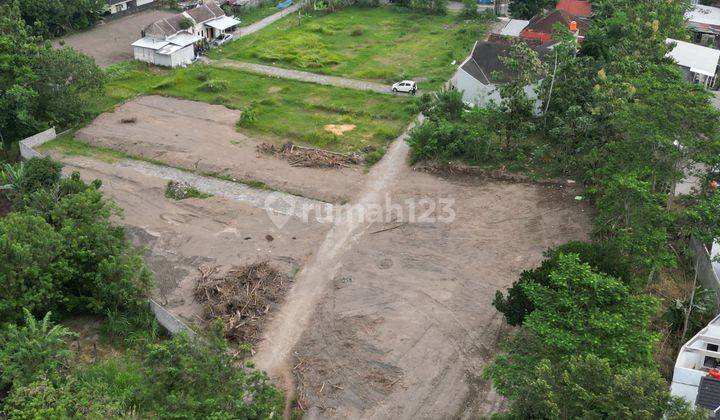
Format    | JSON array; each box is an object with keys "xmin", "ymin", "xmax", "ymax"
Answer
[
  {"xmin": 93, "ymin": 63, "xmax": 415, "ymax": 152},
  {"xmin": 213, "ymin": 6, "xmax": 486, "ymax": 90},
  {"xmin": 45, "ymin": 95, "xmax": 365, "ymax": 203},
  {"xmin": 52, "ymin": 9, "xmax": 177, "ymax": 67},
  {"xmin": 46, "ymin": 153, "xmax": 329, "ymax": 326},
  {"xmin": 292, "ymin": 172, "xmax": 591, "ymax": 418}
]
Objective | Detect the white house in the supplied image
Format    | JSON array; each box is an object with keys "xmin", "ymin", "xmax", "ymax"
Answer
[
  {"xmin": 132, "ymin": 1, "xmax": 239, "ymax": 67},
  {"xmin": 106, "ymin": 0, "xmax": 155, "ymax": 15},
  {"xmin": 666, "ymin": 38, "xmax": 720, "ymax": 88},
  {"xmin": 451, "ymin": 40, "xmax": 544, "ymax": 108},
  {"xmin": 671, "ymin": 314, "xmax": 720, "ymax": 413},
  {"xmin": 686, "ymin": 4, "xmax": 720, "ymax": 47}
]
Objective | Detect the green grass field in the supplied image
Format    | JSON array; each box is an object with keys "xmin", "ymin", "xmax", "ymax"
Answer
[
  {"xmin": 212, "ymin": 6, "xmax": 488, "ymax": 91},
  {"xmin": 237, "ymin": 2, "xmax": 281, "ymax": 26},
  {"xmin": 92, "ymin": 61, "xmax": 416, "ymax": 152}
]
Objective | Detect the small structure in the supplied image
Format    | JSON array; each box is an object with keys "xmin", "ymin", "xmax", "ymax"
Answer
[
  {"xmin": 106, "ymin": 0, "xmax": 155, "ymax": 14},
  {"xmin": 497, "ymin": 19, "xmax": 530, "ymax": 37},
  {"xmin": 671, "ymin": 314, "xmax": 720, "ymax": 413},
  {"xmin": 452, "ymin": 40, "xmax": 546, "ymax": 108},
  {"xmin": 666, "ymin": 38, "xmax": 720, "ymax": 88},
  {"xmin": 686, "ymin": 5, "xmax": 720, "ymax": 48},
  {"xmin": 132, "ymin": 1, "xmax": 240, "ymax": 67},
  {"xmin": 520, "ymin": 9, "xmax": 588, "ymax": 44}
]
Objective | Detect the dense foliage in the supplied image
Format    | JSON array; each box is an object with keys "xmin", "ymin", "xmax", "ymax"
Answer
[
  {"xmin": 0, "ymin": 2, "xmax": 104, "ymax": 155},
  {"xmin": 0, "ymin": 313, "xmax": 283, "ymax": 418},
  {"xmin": 0, "ymin": 157, "xmax": 153, "ymax": 324},
  {"xmin": 16, "ymin": 0, "xmax": 105, "ymax": 37}
]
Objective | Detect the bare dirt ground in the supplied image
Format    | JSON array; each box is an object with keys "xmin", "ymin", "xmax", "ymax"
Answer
[
  {"xmin": 53, "ymin": 10, "xmax": 176, "ymax": 67},
  {"xmin": 292, "ymin": 175, "xmax": 591, "ymax": 419},
  {"xmin": 76, "ymin": 95, "xmax": 364, "ymax": 203},
  {"xmin": 49, "ymin": 153, "xmax": 328, "ymax": 325}
]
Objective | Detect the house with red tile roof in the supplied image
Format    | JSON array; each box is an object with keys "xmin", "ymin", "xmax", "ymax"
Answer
[{"xmin": 519, "ymin": 9, "xmax": 589, "ymax": 44}]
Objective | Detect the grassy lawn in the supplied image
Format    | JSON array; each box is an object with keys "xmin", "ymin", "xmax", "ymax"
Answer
[
  {"xmin": 91, "ymin": 61, "xmax": 416, "ymax": 152},
  {"xmin": 211, "ymin": 6, "xmax": 488, "ymax": 91},
  {"xmin": 237, "ymin": 1, "xmax": 282, "ymax": 26}
]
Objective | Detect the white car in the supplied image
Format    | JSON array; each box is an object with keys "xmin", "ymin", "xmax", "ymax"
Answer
[
  {"xmin": 392, "ymin": 80, "xmax": 417, "ymax": 94},
  {"xmin": 212, "ymin": 33, "xmax": 234, "ymax": 46}
]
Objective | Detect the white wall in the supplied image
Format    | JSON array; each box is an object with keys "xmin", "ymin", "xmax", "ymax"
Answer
[
  {"xmin": 170, "ymin": 45, "xmax": 195, "ymax": 67},
  {"xmin": 136, "ymin": 0, "xmax": 155, "ymax": 5},
  {"xmin": 133, "ymin": 46, "xmax": 155, "ymax": 63},
  {"xmin": 453, "ymin": 68, "xmax": 501, "ymax": 107},
  {"xmin": 154, "ymin": 52, "xmax": 173, "ymax": 67}
]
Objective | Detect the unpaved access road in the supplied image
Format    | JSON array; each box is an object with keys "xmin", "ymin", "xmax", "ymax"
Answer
[
  {"xmin": 76, "ymin": 95, "xmax": 364, "ymax": 203},
  {"xmin": 48, "ymin": 153, "xmax": 329, "ymax": 325},
  {"xmin": 254, "ymin": 122, "xmax": 591, "ymax": 418},
  {"xmin": 53, "ymin": 10, "xmax": 176, "ymax": 67}
]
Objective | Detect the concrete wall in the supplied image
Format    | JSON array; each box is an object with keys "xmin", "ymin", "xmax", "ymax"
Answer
[
  {"xmin": 170, "ymin": 45, "xmax": 195, "ymax": 66},
  {"xmin": 690, "ymin": 236, "xmax": 720, "ymax": 305},
  {"xmin": 19, "ymin": 127, "xmax": 56, "ymax": 160},
  {"xmin": 149, "ymin": 299, "xmax": 196, "ymax": 337}
]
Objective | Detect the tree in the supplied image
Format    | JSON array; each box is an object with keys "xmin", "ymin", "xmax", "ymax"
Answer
[
  {"xmin": 17, "ymin": 0, "xmax": 105, "ymax": 38},
  {"xmin": 508, "ymin": 0, "xmax": 553, "ymax": 19},
  {"xmin": 487, "ymin": 254, "xmax": 658, "ymax": 400},
  {"xmin": 501, "ymin": 354, "xmax": 707, "ymax": 419}
]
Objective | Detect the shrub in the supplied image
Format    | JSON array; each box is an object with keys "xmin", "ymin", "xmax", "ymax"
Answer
[
  {"xmin": 164, "ymin": 181, "xmax": 212, "ymax": 200},
  {"xmin": 16, "ymin": 157, "xmax": 61, "ymax": 194},
  {"xmin": 237, "ymin": 103, "xmax": 258, "ymax": 127},
  {"xmin": 0, "ymin": 310, "xmax": 75, "ymax": 390},
  {"xmin": 199, "ymin": 79, "xmax": 230, "ymax": 92}
]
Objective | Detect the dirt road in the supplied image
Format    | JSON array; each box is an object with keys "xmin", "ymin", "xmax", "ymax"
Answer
[
  {"xmin": 253, "ymin": 120, "xmax": 591, "ymax": 418},
  {"xmin": 76, "ymin": 96, "xmax": 364, "ymax": 203},
  {"xmin": 53, "ymin": 10, "xmax": 176, "ymax": 67}
]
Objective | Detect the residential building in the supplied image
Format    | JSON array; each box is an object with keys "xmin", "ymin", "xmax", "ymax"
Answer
[
  {"xmin": 671, "ymin": 314, "xmax": 720, "ymax": 415},
  {"xmin": 555, "ymin": 0, "xmax": 591, "ymax": 19},
  {"xmin": 519, "ymin": 9, "xmax": 588, "ymax": 44},
  {"xmin": 666, "ymin": 38, "xmax": 720, "ymax": 88},
  {"xmin": 496, "ymin": 19, "xmax": 530, "ymax": 38},
  {"xmin": 132, "ymin": 1, "xmax": 239, "ymax": 67},
  {"xmin": 106, "ymin": 0, "xmax": 155, "ymax": 15},
  {"xmin": 686, "ymin": 4, "xmax": 720, "ymax": 48},
  {"xmin": 451, "ymin": 40, "xmax": 547, "ymax": 108}
]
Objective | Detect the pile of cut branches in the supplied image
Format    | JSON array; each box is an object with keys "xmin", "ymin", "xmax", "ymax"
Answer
[
  {"xmin": 257, "ymin": 142, "xmax": 362, "ymax": 168},
  {"xmin": 194, "ymin": 262, "xmax": 289, "ymax": 342}
]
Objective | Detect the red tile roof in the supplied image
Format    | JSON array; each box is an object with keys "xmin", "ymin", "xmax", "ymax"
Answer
[{"xmin": 556, "ymin": 0, "xmax": 592, "ymax": 17}]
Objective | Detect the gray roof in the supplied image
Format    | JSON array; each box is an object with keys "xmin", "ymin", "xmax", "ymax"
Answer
[
  {"xmin": 143, "ymin": 14, "xmax": 187, "ymax": 38},
  {"xmin": 186, "ymin": 1, "xmax": 224, "ymax": 23},
  {"xmin": 696, "ymin": 376, "xmax": 720, "ymax": 414},
  {"xmin": 460, "ymin": 40, "xmax": 547, "ymax": 85}
]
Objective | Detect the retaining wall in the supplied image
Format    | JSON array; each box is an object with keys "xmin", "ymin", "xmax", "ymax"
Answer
[{"xmin": 19, "ymin": 127, "xmax": 56, "ymax": 160}]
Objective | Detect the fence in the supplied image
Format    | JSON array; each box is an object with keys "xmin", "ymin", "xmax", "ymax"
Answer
[
  {"xmin": 17, "ymin": 127, "xmax": 196, "ymax": 337},
  {"xmin": 689, "ymin": 236, "xmax": 720, "ymax": 305}
]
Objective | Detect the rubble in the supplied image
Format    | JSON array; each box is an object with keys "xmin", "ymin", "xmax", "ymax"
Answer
[{"xmin": 257, "ymin": 142, "xmax": 363, "ymax": 168}]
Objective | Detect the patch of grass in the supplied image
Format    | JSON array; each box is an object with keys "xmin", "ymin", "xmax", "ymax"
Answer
[
  {"xmin": 164, "ymin": 180, "xmax": 212, "ymax": 200},
  {"xmin": 38, "ymin": 135, "xmax": 130, "ymax": 163},
  {"xmin": 237, "ymin": 2, "xmax": 281, "ymax": 27},
  {"xmin": 213, "ymin": 6, "xmax": 489, "ymax": 90},
  {"xmin": 93, "ymin": 63, "xmax": 415, "ymax": 152}
]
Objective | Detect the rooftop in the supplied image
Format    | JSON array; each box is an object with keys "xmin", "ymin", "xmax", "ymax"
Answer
[
  {"xmin": 498, "ymin": 19, "xmax": 530, "ymax": 37},
  {"xmin": 523, "ymin": 9, "xmax": 589, "ymax": 37},
  {"xmin": 459, "ymin": 40, "xmax": 548, "ymax": 85},
  {"xmin": 556, "ymin": 0, "xmax": 592, "ymax": 17},
  {"xmin": 686, "ymin": 5, "xmax": 720, "ymax": 28},
  {"xmin": 666, "ymin": 38, "xmax": 720, "ymax": 77}
]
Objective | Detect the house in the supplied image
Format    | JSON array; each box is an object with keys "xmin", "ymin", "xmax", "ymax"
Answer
[
  {"xmin": 132, "ymin": 1, "xmax": 240, "ymax": 67},
  {"xmin": 555, "ymin": 0, "xmax": 591, "ymax": 19},
  {"xmin": 497, "ymin": 19, "xmax": 530, "ymax": 38},
  {"xmin": 671, "ymin": 314, "xmax": 720, "ymax": 414},
  {"xmin": 686, "ymin": 4, "xmax": 720, "ymax": 48},
  {"xmin": 519, "ymin": 9, "xmax": 589, "ymax": 44},
  {"xmin": 666, "ymin": 38, "xmax": 720, "ymax": 88},
  {"xmin": 106, "ymin": 0, "xmax": 155, "ymax": 15},
  {"xmin": 451, "ymin": 40, "xmax": 547, "ymax": 108}
]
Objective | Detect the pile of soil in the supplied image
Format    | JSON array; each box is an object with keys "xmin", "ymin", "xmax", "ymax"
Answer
[
  {"xmin": 257, "ymin": 142, "xmax": 363, "ymax": 168},
  {"xmin": 194, "ymin": 262, "xmax": 290, "ymax": 343}
]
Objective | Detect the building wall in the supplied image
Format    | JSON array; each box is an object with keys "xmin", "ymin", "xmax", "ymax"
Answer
[
  {"xmin": 136, "ymin": 0, "xmax": 155, "ymax": 5},
  {"xmin": 453, "ymin": 68, "xmax": 501, "ymax": 107},
  {"xmin": 154, "ymin": 52, "xmax": 173, "ymax": 67},
  {"xmin": 133, "ymin": 46, "xmax": 156, "ymax": 63},
  {"xmin": 169, "ymin": 45, "xmax": 195, "ymax": 67}
]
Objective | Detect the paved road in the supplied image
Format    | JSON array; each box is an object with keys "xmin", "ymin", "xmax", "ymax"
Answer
[{"xmin": 238, "ymin": 3, "xmax": 301, "ymax": 37}]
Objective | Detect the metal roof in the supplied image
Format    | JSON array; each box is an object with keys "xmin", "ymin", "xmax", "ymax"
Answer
[
  {"xmin": 666, "ymin": 38, "xmax": 720, "ymax": 77},
  {"xmin": 131, "ymin": 37, "xmax": 170, "ymax": 50},
  {"xmin": 499, "ymin": 19, "xmax": 529, "ymax": 37},
  {"xmin": 687, "ymin": 5, "xmax": 720, "ymax": 27},
  {"xmin": 168, "ymin": 32, "xmax": 203, "ymax": 47},
  {"xmin": 205, "ymin": 15, "xmax": 241, "ymax": 30},
  {"xmin": 696, "ymin": 376, "xmax": 720, "ymax": 413},
  {"xmin": 156, "ymin": 44, "xmax": 186, "ymax": 55}
]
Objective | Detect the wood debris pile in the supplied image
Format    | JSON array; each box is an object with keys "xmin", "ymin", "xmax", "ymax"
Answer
[
  {"xmin": 257, "ymin": 142, "xmax": 362, "ymax": 168},
  {"xmin": 194, "ymin": 262, "xmax": 289, "ymax": 342}
]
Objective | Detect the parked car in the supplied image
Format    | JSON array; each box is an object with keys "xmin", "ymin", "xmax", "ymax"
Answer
[
  {"xmin": 392, "ymin": 80, "xmax": 417, "ymax": 94},
  {"xmin": 212, "ymin": 33, "xmax": 234, "ymax": 46}
]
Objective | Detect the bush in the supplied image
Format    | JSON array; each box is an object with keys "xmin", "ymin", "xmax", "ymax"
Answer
[
  {"xmin": 16, "ymin": 157, "xmax": 61, "ymax": 194},
  {"xmin": 0, "ymin": 310, "xmax": 75, "ymax": 390},
  {"xmin": 493, "ymin": 241, "xmax": 634, "ymax": 326},
  {"xmin": 199, "ymin": 79, "xmax": 230, "ymax": 92},
  {"xmin": 237, "ymin": 103, "xmax": 258, "ymax": 127}
]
